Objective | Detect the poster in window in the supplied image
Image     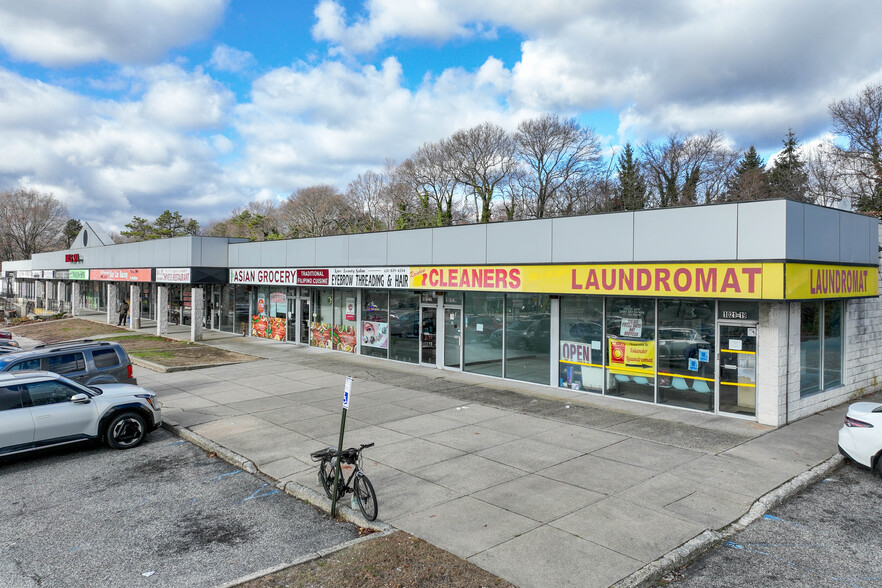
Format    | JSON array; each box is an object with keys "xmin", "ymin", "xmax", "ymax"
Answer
[
  {"xmin": 362, "ymin": 321, "xmax": 389, "ymax": 349},
  {"xmin": 619, "ymin": 318, "xmax": 643, "ymax": 337}
]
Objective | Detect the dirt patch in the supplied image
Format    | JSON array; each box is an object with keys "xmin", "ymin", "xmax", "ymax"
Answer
[
  {"xmin": 9, "ymin": 318, "xmax": 129, "ymax": 344},
  {"xmin": 113, "ymin": 334, "xmax": 258, "ymax": 368},
  {"xmin": 8, "ymin": 318, "xmax": 257, "ymax": 369},
  {"xmin": 240, "ymin": 531, "xmax": 514, "ymax": 588}
]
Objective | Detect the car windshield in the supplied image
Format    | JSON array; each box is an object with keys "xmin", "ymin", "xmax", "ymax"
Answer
[{"xmin": 0, "ymin": 357, "xmax": 13, "ymax": 369}]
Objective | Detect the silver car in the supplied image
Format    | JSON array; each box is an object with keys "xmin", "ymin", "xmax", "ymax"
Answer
[{"xmin": 0, "ymin": 371, "xmax": 162, "ymax": 457}]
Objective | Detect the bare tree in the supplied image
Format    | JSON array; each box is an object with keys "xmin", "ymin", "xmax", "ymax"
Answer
[
  {"xmin": 279, "ymin": 185, "xmax": 356, "ymax": 237},
  {"xmin": 515, "ymin": 114, "xmax": 602, "ymax": 218},
  {"xmin": 806, "ymin": 142, "xmax": 847, "ymax": 208},
  {"xmin": 641, "ymin": 131, "xmax": 738, "ymax": 207},
  {"xmin": 0, "ymin": 188, "xmax": 69, "ymax": 262},
  {"xmin": 398, "ymin": 142, "xmax": 460, "ymax": 227},
  {"xmin": 444, "ymin": 122, "xmax": 518, "ymax": 223},
  {"xmin": 829, "ymin": 83, "xmax": 882, "ymax": 213}
]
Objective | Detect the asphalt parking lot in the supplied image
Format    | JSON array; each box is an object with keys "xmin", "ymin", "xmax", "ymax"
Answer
[
  {"xmin": 0, "ymin": 429, "xmax": 360, "ymax": 588},
  {"xmin": 660, "ymin": 463, "xmax": 882, "ymax": 587}
]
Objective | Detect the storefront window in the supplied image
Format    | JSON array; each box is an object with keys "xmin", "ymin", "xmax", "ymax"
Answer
[
  {"xmin": 333, "ymin": 290, "xmax": 358, "ymax": 353},
  {"xmin": 390, "ymin": 291, "xmax": 419, "ymax": 363},
  {"xmin": 234, "ymin": 286, "xmax": 250, "ymax": 335},
  {"xmin": 464, "ymin": 292, "xmax": 503, "ymax": 377},
  {"xmin": 657, "ymin": 300, "xmax": 715, "ymax": 411},
  {"xmin": 251, "ymin": 289, "xmax": 287, "ymax": 341},
  {"xmin": 361, "ymin": 289, "xmax": 389, "ymax": 359},
  {"xmin": 310, "ymin": 289, "xmax": 333, "ymax": 349},
  {"xmin": 505, "ymin": 294, "xmax": 550, "ymax": 384},
  {"xmin": 605, "ymin": 297, "xmax": 655, "ymax": 403},
  {"xmin": 802, "ymin": 300, "xmax": 844, "ymax": 396},
  {"xmin": 444, "ymin": 292, "xmax": 463, "ymax": 305},
  {"xmin": 559, "ymin": 297, "xmax": 604, "ymax": 393}
]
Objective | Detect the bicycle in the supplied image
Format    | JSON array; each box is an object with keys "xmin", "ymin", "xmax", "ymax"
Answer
[{"xmin": 310, "ymin": 443, "xmax": 378, "ymax": 521}]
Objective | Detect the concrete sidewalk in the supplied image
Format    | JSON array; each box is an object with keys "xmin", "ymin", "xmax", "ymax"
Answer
[{"xmin": 89, "ymin": 314, "xmax": 858, "ymax": 587}]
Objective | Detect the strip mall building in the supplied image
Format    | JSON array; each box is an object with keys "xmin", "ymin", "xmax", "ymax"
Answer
[{"xmin": 3, "ymin": 200, "xmax": 880, "ymax": 427}]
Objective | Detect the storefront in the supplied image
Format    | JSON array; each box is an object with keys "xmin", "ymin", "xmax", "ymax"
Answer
[{"xmin": 2, "ymin": 200, "xmax": 880, "ymax": 426}]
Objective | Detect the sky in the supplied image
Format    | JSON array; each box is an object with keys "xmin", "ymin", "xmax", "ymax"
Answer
[{"xmin": 0, "ymin": 0, "xmax": 880, "ymax": 232}]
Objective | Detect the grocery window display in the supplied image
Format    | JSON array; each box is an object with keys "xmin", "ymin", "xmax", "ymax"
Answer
[
  {"xmin": 251, "ymin": 289, "xmax": 288, "ymax": 341},
  {"xmin": 310, "ymin": 289, "xmax": 334, "ymax": 349},
  {"xmin": 333, "ymin": 290, "xmax": 358, "ymax": 352}
]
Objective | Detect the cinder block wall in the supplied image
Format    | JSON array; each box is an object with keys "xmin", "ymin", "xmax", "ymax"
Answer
[{"xmin": 772, "ymin": 222, "xmax": 882, "ymax": 426}]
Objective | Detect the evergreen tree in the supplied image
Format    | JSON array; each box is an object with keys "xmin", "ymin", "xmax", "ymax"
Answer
[
  {"xmin": 613, "ymin": 143, "xmax": 646, "ymax": 211},
  {"xmin": 724, "ymin": 146, "xmax": 770, "ymax": 201},
  {"xmin": 768, "ymin": 129, "xmax": 810, "ymax": 202}
]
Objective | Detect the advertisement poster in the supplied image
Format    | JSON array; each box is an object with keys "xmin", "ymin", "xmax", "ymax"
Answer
[
  {"xmin": 345, "ymin": 297, "xmax": 356, "ymax": 321},
  {"xmin": 251, "ymin": 315, "xmax": 268, "ymax": 338},
  {"xmin": 619, "ymin": 318, "xmax": 643, "ymax": 337},
  {"xmin": 559, "ymin": 340, "xmax": 593, "ymax": 366},
  {"xmin": 257, "ymin": 296, "xmax": 266, "ymax": 314},
  {"xmin": 333, "ymin": 325, "xmax": 357, "ymax": 353},
  {"xmin": 310, "ymin": 322, "xmax": 332, "ymax": 348},
  {"xmin": 362, "ymin": 321, "xmax": 389, "ymax": 349},
  {"xmin": 609, "ymin": 338, "xmax": 655, "ymax": 367}
]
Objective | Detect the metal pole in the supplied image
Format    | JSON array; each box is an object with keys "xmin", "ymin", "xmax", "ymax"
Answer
[{"xmin": 330, "ymin": 377, "xmax": 352, "ymax": 517}]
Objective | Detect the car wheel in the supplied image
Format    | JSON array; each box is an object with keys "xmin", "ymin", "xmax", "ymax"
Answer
[{"xmin": 106, "ymin": 412, "xmax": 147, "ymax": 450}]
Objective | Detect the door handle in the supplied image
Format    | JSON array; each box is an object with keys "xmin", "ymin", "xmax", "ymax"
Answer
[{"xmin": 35, "ymin": 414, "xmax": 50, "ymax": 420}]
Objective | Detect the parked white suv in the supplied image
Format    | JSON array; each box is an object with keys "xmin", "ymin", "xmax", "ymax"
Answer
[{"xmin": 0, "ymin": 371, "xmax": 162, "ymax": 457}]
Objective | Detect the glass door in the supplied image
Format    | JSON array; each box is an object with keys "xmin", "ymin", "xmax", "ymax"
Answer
[
  {"xmin": 717, "ymin": 323, "xmax": 757, "ymax": 417},
  {"xmin": 299, "ymin": 295, "xmax": 310, "ymax": 345},
  {"xmin": 421, "ymin": 306, "xmax": 437, "ymax": 365},
  {"xmin": 287, "ymin": 298, "xmax": 297, "ymax": 342},
  {"xmin": 443, "ymin": 308, "xmax": 462, "ymax": 369}
]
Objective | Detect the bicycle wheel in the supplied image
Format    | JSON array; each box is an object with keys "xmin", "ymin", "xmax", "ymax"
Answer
[
  {"xmin": 354, "ymin": 473, "xmax": 378, "ymax": 521},
  {"xmin": 319, "ymin": 458, "xmax": 337, "ymax": 499}
]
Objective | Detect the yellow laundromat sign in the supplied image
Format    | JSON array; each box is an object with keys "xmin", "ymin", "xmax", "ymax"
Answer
[{"xmin": 409, "ymin": 262, "xmax": 877, "ymax": 300}]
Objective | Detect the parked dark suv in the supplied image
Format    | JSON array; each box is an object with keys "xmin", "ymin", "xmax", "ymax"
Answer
[{"xmin": 0, "ymin": 340, "xmax": 137, "ymax": 386}]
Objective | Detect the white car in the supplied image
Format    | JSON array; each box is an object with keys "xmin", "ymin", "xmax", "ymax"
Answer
[
  {"xmin": 0, "ymin": 370, "xmax": 162, "ymax": 457},
  {"xmin": 838, "ymin": 402, "xmax": 882, "ymax": 474}
]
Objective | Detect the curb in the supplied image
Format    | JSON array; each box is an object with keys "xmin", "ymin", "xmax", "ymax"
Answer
[
  {"xmin": 131, "ymin": 356, "xmax": 253, "ymax": 373},
  {"xmin": 611, "ymin": 453, "xmax": 845, "ymax": 588},
  {"xmin": 160, "ymin": 420, "xmax": 393, "ymax": 535}
]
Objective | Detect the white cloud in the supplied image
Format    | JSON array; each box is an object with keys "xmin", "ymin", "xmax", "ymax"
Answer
[
  {"xmin": 139, "ymin": 66, "xmax": 234, "ymax": 129},
  {"xmin": 209, "ymin": 44, "xmax": 256, "ymax": 73},
  {"xmin": 0, "ymin": 0, "xmax": 228, "ymax": 66}
]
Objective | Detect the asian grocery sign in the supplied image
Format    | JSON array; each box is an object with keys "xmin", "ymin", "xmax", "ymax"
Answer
[
  {"xmin": 410, "ymin": 264, "xmax": 784, "ymax": 299},
  {"xmin": 785, "ymin": 263, "xmax": 878, "ymax": 299},
  {"xmin": 90, "ymin": 269, "xmax": 151, "ymax": 282},
  {"xmin": 230, "ymin": 267, "xmax": 409, "ymax": 288}
]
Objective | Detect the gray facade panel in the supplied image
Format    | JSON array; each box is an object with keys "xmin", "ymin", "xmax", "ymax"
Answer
[
  {"xmin": 432, "ymin": 224, "xmax": 487, "ymax": 265},
  {"xmin": 784, "ymin": 200, "xmax": 806, "ymax": 260},
  {"xmin": 315, "ymin": 235, "xmax": 350, "ymax": 266},
  {"xmin": 261, "ymin": 241, "xmax": 287, "ymax": 266},
  {"xmin": 804, "ymin": 205, "xmax": 841, "ymax": 262},
  {"xmin": 737, "ymin": 200, "xmax": 788, "ymax": 260},
  {"xmin": 634, "ymin": 205, "xmax": 738, "ymax": 261},
  {"xmin": 199, "ymin": 238, "xmax": 231, "ymax": 266},
  {"xmin": 286, "ymin": 239, "xmax": 317, "ymax": 266},
  {"xmin": 487, "ymin": 220, "xmax": 552, "ymax": 264},
  {"xmin": 387, "ymin": 230, "xmax": 433, "ymax": 265},
  {"xmin": 839, "ymin": 214, "xmax": 875, "ymax": 264},
  {"xmin": 237, "ymin": 244, "xmax": 261, "ymax": 267},
  {"xmin": 552, "ymin": 214, "xmax": 634, "ymax": 263},
  {"xmin": 348, "ymin": 232, "xmax": 389, "ymax": 266},
  {"xmin": 189, "ymin": 238, "xmax": 201, "ymax": 268},
  {"xmin": 228, "ymin": 245, "xmax": 240, "ymax": 267}
]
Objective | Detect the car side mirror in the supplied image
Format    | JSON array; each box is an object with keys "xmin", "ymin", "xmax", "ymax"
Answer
[{"xmin": 71, "ymin": 393, "xmax": 91, "ymax": 404}]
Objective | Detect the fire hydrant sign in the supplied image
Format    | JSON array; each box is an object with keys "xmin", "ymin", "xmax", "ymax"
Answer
[{"xmin": 342, "ymin": 377, "xmax": 352, "ymax": 409}]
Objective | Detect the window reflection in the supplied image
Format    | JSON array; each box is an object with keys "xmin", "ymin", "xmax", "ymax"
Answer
[
  {"xmin": 605, "ymin": 297, "xmax": 655, "ymax": 403},
  {"xmin": 390, "ymin": 291, "xmax": 420, "ymax": 363},
  {"xmin": 657, "ymin": 300, "xmax": 715, "ymax": 411},
  {"xmin": 559, "ymin": 297, "xmax": 604, "ymax": 393},
  {"xmin": 463, "ymin": 292, "xmax": 503, "ymax": 377},
  {"xmin": 505, "ymin": 294, "xmax": 550, "ymax": 384}
]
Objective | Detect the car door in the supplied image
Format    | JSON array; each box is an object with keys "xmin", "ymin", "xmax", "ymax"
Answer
[
  {"xmin": 43, "ymin": 352, "xmax": 88, "ymax": 383},
  {"xmin": 0, "ymin": 385, "xmax": 34, "ymax": 454},
  {"xmin": 23, "ymin": 380, "xmax": 98, "ymax": 446}
]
